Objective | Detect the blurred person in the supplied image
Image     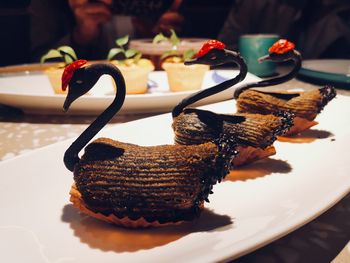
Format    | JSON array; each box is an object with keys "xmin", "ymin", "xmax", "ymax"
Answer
[
  {"xmin": 29, "ymin": 0, "xmax": 183, "ymax": 61},
  {"xmin": 218, "ymin": 0, "xmax": 350, "ymax": 59},
  {"xmin": 68, "ymin": 0, "xmax": 114, "ymax": 48},
  {"xmin": 134, "ymin": 0, "xmax": 232, "ymax": 39},
  {"xmin": 132, "ymin": 0, "xmax": 184, "ymax": 37}
]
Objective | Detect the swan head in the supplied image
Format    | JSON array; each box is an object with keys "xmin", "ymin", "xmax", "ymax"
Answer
[
  {"xmin": 62, "ymin": 60, "xmax": 101, "ymax": 112},
  {"xmin": 258, "ymin": 39, "xmax": 299, "ymax": 63},
  {"xmin": 184, "ymin": 39, "xmax": 241, "ymax": 67}
]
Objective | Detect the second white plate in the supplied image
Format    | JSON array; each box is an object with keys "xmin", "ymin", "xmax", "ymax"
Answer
[
  {"xmin": 299, "ymin": 59, "xmax": 350, "ymax": 85},
  {"xmin": 0, "ymin": 70, "xmax": 260, "ymax": 115}
]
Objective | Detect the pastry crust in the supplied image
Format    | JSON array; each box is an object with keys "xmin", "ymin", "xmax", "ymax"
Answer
[{"xmin": 70, "ymin": 183, "xmax": 191, "ymax": 228}]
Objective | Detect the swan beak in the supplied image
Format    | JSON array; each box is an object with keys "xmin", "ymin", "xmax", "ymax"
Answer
[
  {"xmin": 258, "ymin": 54, "xmax": 272, "ymax": 63},
  {"xmin": 63, "ymin": 93, "xmax": 77, "ymax": 112},
  {"xmin": 63, "ymin": 87, "xmax": 82, "ymax": 112},
  {"xmin": 63, "ymin": 98, "xmax": 72, "ymax": 112}
]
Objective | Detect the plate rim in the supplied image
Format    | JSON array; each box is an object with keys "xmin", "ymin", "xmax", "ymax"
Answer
[{"xmin": 0, "ymin": 96, "xmax": 350, "ymax": 262}]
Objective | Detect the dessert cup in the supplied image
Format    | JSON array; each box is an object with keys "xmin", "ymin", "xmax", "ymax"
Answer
[
  {"xmin": 44, "ymin": 63, "xmax": 65, "ymax": 94},
  {"xmin": 111, "ymin": 59, "xmax": 154, "ymax": 94},
  {"xmin": 162, "ymin": 62, "xmax": 209, "ymax": 92},
  {"xmin": 44, "ymin": 61, "xmax": 107, "ymax": 94}
]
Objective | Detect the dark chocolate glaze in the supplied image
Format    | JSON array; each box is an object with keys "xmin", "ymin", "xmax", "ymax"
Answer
[
  {"xmin": 318, "ymin": 85, "xmax": 337, "ymax": 113},
  {"xmin": 172, "ymin": 49, "xmax": 248, "ymax": 118},
  {"xmin": 233, "ymin": 50, "xmax": 302, "ymax": 99},
  {"xmin": 272, "ymin": 111, "xmax": 295, "ymax": 138}
]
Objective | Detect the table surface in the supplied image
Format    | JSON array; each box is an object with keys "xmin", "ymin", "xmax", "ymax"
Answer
[{"xmin": 0, "ymin": 76, "xmax": 349, "ymax": 263}]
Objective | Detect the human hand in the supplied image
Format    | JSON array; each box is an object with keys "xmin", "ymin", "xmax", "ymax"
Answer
[
  {"xmin": 68, "ymin": 0, "xmax": 113, "ymax": 45},
  {"xmin": 152, "ymin": 0, "xmax": 184, "ymax": 34}
]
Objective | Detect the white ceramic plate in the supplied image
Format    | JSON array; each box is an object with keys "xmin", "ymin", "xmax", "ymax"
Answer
[
  {"xmin": 299, "ymin": 59, "xmax": 350, "ymax": 85},
  {"xmin": 0, "ymin": 70, "xmax": 260, "ymax": 115},
  {"xmin": 0, "ymin": 95, "xmax": 349, "ymax": 262}
]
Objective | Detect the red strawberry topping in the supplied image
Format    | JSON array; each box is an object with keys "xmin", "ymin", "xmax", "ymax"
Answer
[
  {"xmin": 61, "ymin": 59, "xmax": 87, "ymax": 91},
  {"xmin": 269, "ymin": 39, "xmax": 295, "ymax": 54},
  {"xmin": 196, "ymin": 40, "xmax": 226, "ymax": 58}
]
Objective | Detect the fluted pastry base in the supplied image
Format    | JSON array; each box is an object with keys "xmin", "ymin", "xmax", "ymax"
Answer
[
  {"xmin": 282, "ymin": 117, "xmax": 318, "ymax": 136},
  {"xmin": 232, "ymin": 146, "xmax": 276, "ymax": 167},
  {"xmin": 70, "ymin": 183, "xmax": 194, "ymax": 228}
]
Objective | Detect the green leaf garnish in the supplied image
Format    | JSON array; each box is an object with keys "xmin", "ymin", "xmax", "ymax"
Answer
[
  {"xmin": 107, "ymin": 48, "xmax": 124, "ymax": 60},
  {"xmin": 125, "ymin": 49, "xmax": 139, "ymax": 59},
  {"xmin": 57, "ymin": 46, "xmax": 77, "ymax": 60},
  {"xmin": 152, "ymin": 29, "xmax": 180, "ymax": 47},
  {"xmin": 160, "ymin": 50, "xmax": 179, "ymax": 60},
  {"xmin": 183, "ymin": 49, "xmax": 196, "ymax": 61},
  {"xmin": 169, "ymin": 29, "xmax": 180, "ymax": 47},
  {"xmin": 133, "ymin": 52, "xmax": 142, "ymax": 63},
  {"xmin": 59, "ymin": 52, "xmax": 74, "ymax": 64},
  {"xmin": 107, "ymin": 35, "xmax": 143, "ymax": 63},
  {"xmin": 40, "ymin": 49, "xmax": 62, "ymax": 63},
  {"xmin": 153, "ymin": 32, "xmax": 168, "ymax": 44},
  {"xmin": 116, "ymin": 35, "xmax": 129, "ymax": 47},
  {"xmin": 40, "ymin": 45, "xmax": 78, "ymax": 64},
  {"xmin": 152, "ymin": 29, "xmax": 191, "ymax": 62}
]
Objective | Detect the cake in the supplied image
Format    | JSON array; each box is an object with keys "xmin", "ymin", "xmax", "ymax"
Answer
[
  {"xmin": 45, "ymin": 64, "xmax": 66, "ymax": 94},
  {"xmin": 236, "ymin": 86, "xmax": 336, "ymax": 136}
]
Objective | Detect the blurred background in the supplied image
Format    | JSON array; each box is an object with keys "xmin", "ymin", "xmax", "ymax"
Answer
[{"xmin": 0, "ymin": 0, "xmax": 349, "ymax": 67}]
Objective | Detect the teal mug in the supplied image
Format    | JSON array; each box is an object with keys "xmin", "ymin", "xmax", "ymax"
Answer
[{"xmin": 238, "ymin": 34, "xmax": 279, "ymax": 77}]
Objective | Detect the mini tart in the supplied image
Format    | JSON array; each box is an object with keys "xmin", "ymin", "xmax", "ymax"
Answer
[
  {"xmin": 236, "ymin": 86, "xmax": 336, "ymax": 135},
  {"xmin": 111, "ymin": 59, "xmax": 154, "ymax": 94},
  {"xmin": 44, "ymin": 63, "xmax": 66, "ymax": 94},
  {"xmin": 45, "ymin": 61, "xmax": 100, "ymax": 94},
  {"xmin": 162, "ymin": 58, "xmax": 209, "ymax": 92}
]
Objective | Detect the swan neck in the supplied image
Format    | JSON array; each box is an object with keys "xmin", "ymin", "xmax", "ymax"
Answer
[
  {"xmin": 64, "ymin": 64, "xmax": 126, "ymax": 172},
  {"xmin": 233, "ymin": 50, "xmax": 302, "ymax": 98},
  {"xmin": 172, "ymin": 51, "xmax": 247, "ymax": 118}
]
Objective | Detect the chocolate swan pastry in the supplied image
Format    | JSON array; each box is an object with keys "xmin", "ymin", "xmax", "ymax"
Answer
[
  {"xmin": 172, "ymin": 40, "xmax": 293, "ymax": 166},
  {"xmin": 62, "ymin": 60, "xmax": 238, "ymax": 228},
  {"xmin": 234, "ymin": 39, "xmax": 336, "ymax": 136}
]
